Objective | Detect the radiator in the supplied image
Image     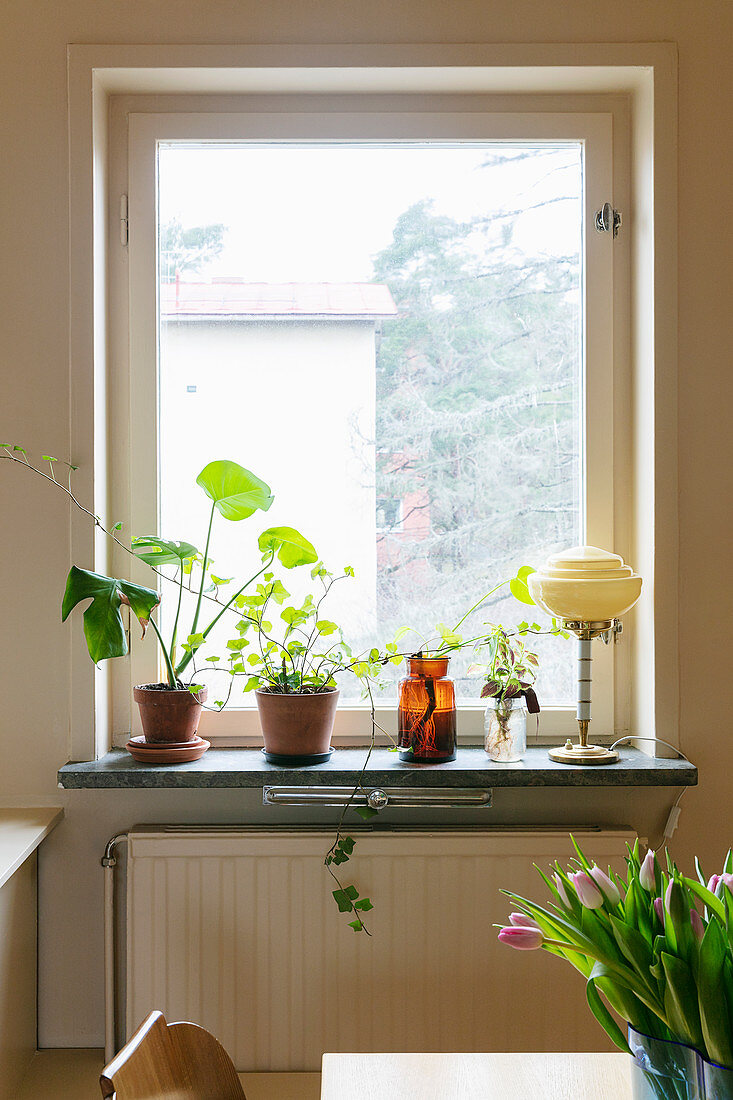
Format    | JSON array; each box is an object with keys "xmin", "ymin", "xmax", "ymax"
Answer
[{"xmin": 125, "ymin": 827, "xmax": 635, "ymax": 1071}]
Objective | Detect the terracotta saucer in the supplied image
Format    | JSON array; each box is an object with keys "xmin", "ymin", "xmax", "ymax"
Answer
[
  {"xmin": 126, "ymin": 736, "xmax": 210, "ymax": 764},
  {"xmin": 129, "ymin": 734, "xmax": 205, "ymax": 751}
]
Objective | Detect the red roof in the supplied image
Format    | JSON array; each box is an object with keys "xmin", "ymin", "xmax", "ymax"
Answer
[{"xmin": 160, "ymin": 280, "xmax": 397, "ymax": 318}]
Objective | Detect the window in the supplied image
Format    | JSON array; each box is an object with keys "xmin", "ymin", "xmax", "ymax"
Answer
[{"xmin": 114, "ymin": 103, "xmax": 622, "ymax": 745}]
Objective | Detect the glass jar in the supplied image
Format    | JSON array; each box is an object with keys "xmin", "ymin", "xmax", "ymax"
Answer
[
  {"xmin": 484, "ymin": 694, "xmax": 527, "ymax": 762},
  {"xmin": 398, "ymin": 656, "xmax": 456, "ymax": 763}
]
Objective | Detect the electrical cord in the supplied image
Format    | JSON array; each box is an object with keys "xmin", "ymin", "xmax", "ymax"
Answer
[{"xmin": 609, "ymin": 735, "xmax": 693, "ymax": 850}]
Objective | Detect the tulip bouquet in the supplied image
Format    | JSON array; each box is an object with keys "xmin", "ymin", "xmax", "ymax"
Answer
[{"xmin": 499, "ymin": 839, "xmax": 733, "ymax": 1099}]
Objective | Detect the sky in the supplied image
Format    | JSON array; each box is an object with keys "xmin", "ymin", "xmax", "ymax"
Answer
[{"xmin": 158, "ymin": 142, "xmax": 583, "ymax": 284}]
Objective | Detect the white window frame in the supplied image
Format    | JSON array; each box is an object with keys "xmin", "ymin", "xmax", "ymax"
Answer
[
  {"xmin": 67, "ymin": 45, "xmax": 677, "ymax": 760},
  {"xmin": 114, "ymin": 104, "xmax": 621, "ymax": 747}
]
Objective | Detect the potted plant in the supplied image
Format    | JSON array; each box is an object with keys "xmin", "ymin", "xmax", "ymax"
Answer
[
  {"xmin": 498, "ymin": 838, "xmax": 733, "ymax": 1098},
  {"xmin": 229, "ymin": 552, "xmax": 384, "ymax": 763},
  {"xmin": 3, "ymin": 446, "xmax": 316, "ymax": 751}
]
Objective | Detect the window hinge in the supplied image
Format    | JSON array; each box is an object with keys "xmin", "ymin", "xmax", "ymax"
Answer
[
  {"xmin": 594, "ymin": 201, "xmax": 622, "ymax": 238},
  {"xmin": 120, "ymin": 195, "xmax": 129, "ymax": 246}
]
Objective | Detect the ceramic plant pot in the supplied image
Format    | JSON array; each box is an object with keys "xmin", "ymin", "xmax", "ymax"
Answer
[
  {"xmin": 255, "ymin": 687, "xmax": 339, "ymax": 763},
  {"xmin": 133, "ymin": 683, "xmax": 208, "ymax": 744}
]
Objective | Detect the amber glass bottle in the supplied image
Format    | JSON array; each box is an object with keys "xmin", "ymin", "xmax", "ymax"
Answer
[{"xmin": 398, "ymin": 656, "xmax": 457, "ymax": 763}]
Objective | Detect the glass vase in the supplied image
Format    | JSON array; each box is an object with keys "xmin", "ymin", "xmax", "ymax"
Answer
[
  {"xmin": 629, "ymin": 1025, "xmax": 733, "ymax": 1100},
  {"xmin": 397, "ymin": 657, "xmax": 456, "ymax": 763},
  {"xmin": 484, "ymin": 695, "xmax": 527, "ymax": 762}
]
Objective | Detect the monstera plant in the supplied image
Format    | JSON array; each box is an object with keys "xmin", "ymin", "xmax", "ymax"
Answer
[{"xmin": 3, "ymin": 445, "xmax": 319, "ymax": 746}]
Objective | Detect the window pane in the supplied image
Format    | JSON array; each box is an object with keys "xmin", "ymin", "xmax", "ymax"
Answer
[{"xmin": 157, "ymin": 143, "xmax": 582, "ymax": 706}]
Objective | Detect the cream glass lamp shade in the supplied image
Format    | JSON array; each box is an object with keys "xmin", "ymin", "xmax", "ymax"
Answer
[{"xmin": 526, "ymin": 546, "xmax": 642, "ymax": 623}]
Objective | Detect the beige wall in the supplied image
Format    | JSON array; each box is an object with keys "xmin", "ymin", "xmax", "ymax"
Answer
[{"xmin": 1, "ymin": 0, "xmax": 732, "ymax": 1048}]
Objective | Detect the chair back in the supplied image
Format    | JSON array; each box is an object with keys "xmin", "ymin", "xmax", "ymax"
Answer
[{"xmin": 100, "ymin": 1010, "xmax": 246, "ymax": 1099}]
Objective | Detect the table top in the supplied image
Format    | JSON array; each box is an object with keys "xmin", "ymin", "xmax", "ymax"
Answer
[
  {"xmin": 0, "ymin": 807, "xmax": 63, "ymax": 890},
  {"xmin": 320, "ymin": 1052, "xmax": 632, "ymax": 1099}
]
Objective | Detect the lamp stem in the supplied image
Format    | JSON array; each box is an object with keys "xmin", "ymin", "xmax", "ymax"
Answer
[{"xmin": 577, "ymin": 634, "xmax": 592, "ymax": 744}]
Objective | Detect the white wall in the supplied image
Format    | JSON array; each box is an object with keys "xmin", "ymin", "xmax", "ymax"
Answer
[{"xmin": 1, "ymin": 0, "xmax": 732, "ymax": 1048}]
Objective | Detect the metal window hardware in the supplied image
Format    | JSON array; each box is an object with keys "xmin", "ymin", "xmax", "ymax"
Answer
[
  {"xmin": 120, "ymin": 195, "xmax": 129, "ymax": 246},
  {"xmin": 263, "ymin": 786, "xmax": 492, "ymax": 809},
  {"xmin": 594, "ymin": 202, "xmax": 622, "ymax": 238}
]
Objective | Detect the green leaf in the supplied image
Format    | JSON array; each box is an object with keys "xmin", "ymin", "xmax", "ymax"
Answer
[
  {"xmin": 41, "ymin": 454, "xmax": 57, "ymax": 462},
  {"xmin": 698, "ymin": 920, "xmax": 733, "ymax": 1067},
  {"xmin": 332, "ymin": 889, "xmax": 355, "ymax": 913},
  {"xmin": 205, "ymin": 655, "xmax": 221, "ymax": 663},
  {"xmin": 509, "ymin": 576, "xmax": 535, "ymax": 605},
  {"xmin": 353, "ymin": 897, "xmax": 374, "ymax": 912},
  {"xmin": 586, "ymin": 967, "xmax": 633, "ymax": 1054},
  {"xmin": 242, "ymin": 675, "xmax": 260, "ymax": 692},
  {"xmin": 661, "ymin": 952, "xmax": 704, "ymax": 1050},
  {"xmin": 316, "ymin": 620, "xmax": 338, "ymax": 635},
  {"xmin": 258, "ymin": 526, "xmax": 318, "ymax": 568},
  {"xmin": 354, "ymin": 806, "xmax": 378, "ymax": 821},
  {"xmin": 348, "ymin": 919, "xmax": 364, "ymax": 931},
  {"xmin": 344, "ymin": 565, "xmax": 355, "ymax": 577},
  {"xmin": 196, "ymin": 460, "xmax": 273, "ymax": 521},
  {"xmin": 132, "ymin": 536, "xmax": 199, "ymax": 567},
  {"xmin": 61, "ymin": 566, "xmax": 160, "ymax": 664}
]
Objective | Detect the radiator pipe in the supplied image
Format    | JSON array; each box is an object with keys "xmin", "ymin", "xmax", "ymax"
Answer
[{"xmin": 101, "ymin": 833, "xmax": 128, "ymax": 1064}]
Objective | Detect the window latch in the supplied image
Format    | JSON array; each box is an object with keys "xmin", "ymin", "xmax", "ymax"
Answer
[
  {"xmin": 594, "ymin": 201, "xmax": 622, "ymax": 238},
  {"xmin": 120, "ymin": 195, "xmax": 129, "ymax": 246}
]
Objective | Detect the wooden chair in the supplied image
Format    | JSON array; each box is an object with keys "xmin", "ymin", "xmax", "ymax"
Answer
[{"xmin": 100, "ymin": 1010, "xmax": 246, "ymax": 1099}]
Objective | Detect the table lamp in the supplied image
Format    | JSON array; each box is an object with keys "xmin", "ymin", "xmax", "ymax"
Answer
[{"xmin": 527, "ymin": 546, "xmax": 642, "ymax": 765}]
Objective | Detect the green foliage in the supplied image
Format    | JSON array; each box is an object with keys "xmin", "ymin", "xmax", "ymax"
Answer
[
  {"xmin": 500, "ymin": 838, "xmax": 733, "ymax": 1073},
  {"xmin": 257, "ymin": 526, "xmax": 318, "ymax": 567},
  {"xmin": 159, "ymin": 217, "xmax": 225, "ymax": 281},
  {"xmin": 61, "ymin": 566, "xmax": 160, "ymax": 665},
  {"xmin": 131, "ymin": 536, "xmax": 198, "ymax": 567},
  {"xmin": 196, "ymin": 460, "xmax": 274, "ymax": 521}
]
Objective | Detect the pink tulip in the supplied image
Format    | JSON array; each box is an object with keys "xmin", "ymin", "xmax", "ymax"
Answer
[
  {"xmin": 589, "ymin": 865, "xmax": 622, "ymax": 906},
  {"xmin": 639, "ymin": 850, "xmax": 657, "ymax": 892},
  {"xmin": 509, "ymin": 913, "xmax": 541, "ymax": 930},
  {"xmin": 721, "ymin": 873, "xmax": 733, "ymax": 893},
  {"xmin": 498, "ymin": 926, "xmax": 544, "ymax": 951},
  {"xmin": 653, "ymin": 897, "xmax": 664, "ymax": 924},
  {"xmin": 708, "ymin": 874, "xmax": 722, "ymax": 896},
  {"xmin": 690, "ymin": 909, "xmax": 705, "ymax": 942},
  {"xmin": 569, "ymin": 870, "xmax": 604, "ymax": 909},
  {"xmin": 665, "ymin": 879, "xmax": 675, "ymax": 912},
  {"xmin": 553, "ymin": 873, "xmax": 571, "ymax": 908}
]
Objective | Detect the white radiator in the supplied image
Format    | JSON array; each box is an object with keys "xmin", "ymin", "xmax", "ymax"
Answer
[{"xmin": 125, "ymin": 827, "xmax": 635, "ymax": 1071}]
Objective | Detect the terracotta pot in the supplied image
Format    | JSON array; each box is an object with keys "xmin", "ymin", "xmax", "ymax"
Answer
[
  {"xmin": 133, "ymin": 683, "xmax": 208, "ymax": 743},
  {"xmin": 255, "ymin": 688, "xmax": 339, "ymax": 756}
]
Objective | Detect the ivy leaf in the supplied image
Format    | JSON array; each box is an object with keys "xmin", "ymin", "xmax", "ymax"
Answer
[
  {"xmin": 355, "ymin": 806, "xmax": 378, "ymax": 821},
  {"xmin": 353, "ymin": 897, "xmax": 374, "ymax": 912},
  {"xmin": 258, "ymin": 526, "xmax": 318, "ymax": 568},
  {"xmin": 348, "ymin": 919, "xmax": 364, "ymax": 932},
  {"xmin": 61, "ymin": 566, "xmax": 160, "ymax": 664},
  {"xmin": 316, "ymin": 620, "xmax": 338, "ymax": 635},
  {"xmin": 332, "ymin": 889, "xmax": 355, "ymax": 913},
  {"xmin": 196, "ymin": 459, "xmax": 273, "ymax": 521}
]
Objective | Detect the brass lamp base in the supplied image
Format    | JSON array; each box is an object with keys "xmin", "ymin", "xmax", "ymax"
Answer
[
  {"xmin": 549, "ymin": 741, "xmax": 619, "ymax": 765},
  {"xmin": 549, "ymin": 717, "xmax": 619, "ymax": 765}
]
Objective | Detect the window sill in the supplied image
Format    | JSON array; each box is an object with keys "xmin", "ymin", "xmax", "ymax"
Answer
[{"xmin": 57, "ymin": 746, "xmax": 697, "ymax": 790}]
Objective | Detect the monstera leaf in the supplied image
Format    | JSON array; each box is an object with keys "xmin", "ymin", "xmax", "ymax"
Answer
[
  {"xmin": 196, "ymin": 460, "xmax": 273, "ymax": 521},
  {"xmin": 258, "ymin": 527, "xmax": 318, "ymax": 568},
  {"xmin": 61, "ymin": 566, "xmax": 160, "ymax": 664},
  {"xmin": 131, "ymin": 536, "xmax": 199, "ymax": 567}
]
